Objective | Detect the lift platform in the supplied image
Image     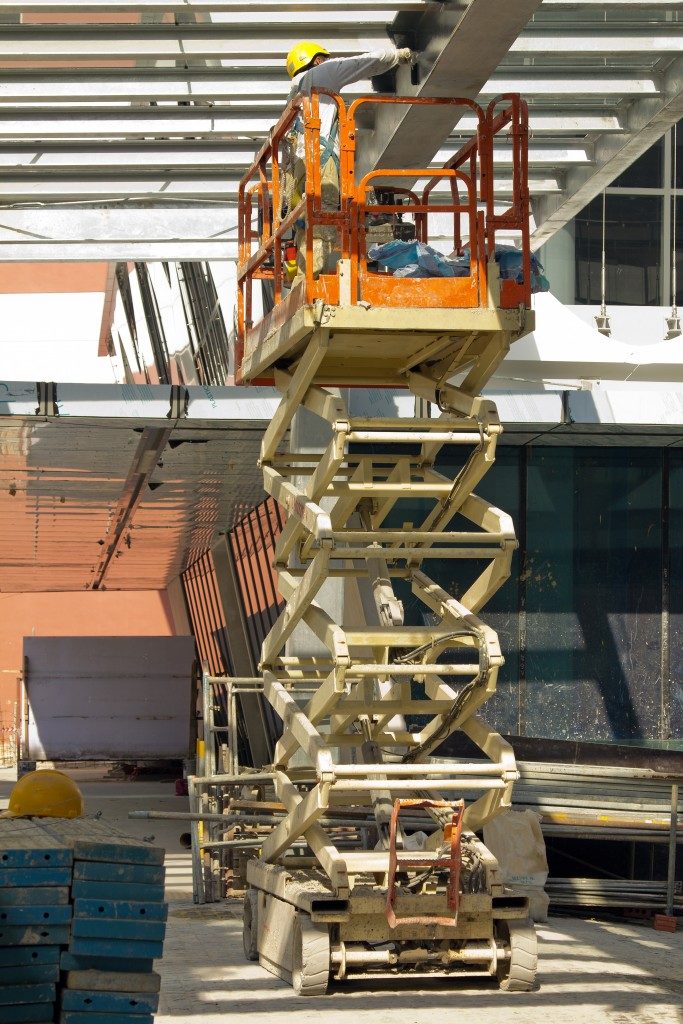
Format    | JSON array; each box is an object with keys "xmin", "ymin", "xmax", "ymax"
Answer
[{"xmin": 234, "ymin": 90, "xmax": 537, "ymax": 993}]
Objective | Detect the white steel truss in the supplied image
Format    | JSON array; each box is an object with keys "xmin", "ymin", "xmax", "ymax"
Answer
[{"xmin": 0, "ymin": 1, "xmax": 681, "ymax": 258}]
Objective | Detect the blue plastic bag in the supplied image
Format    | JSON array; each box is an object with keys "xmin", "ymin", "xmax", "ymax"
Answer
[
  {"xmin": 368, "ymin": 239, "xmax": 550, "ymax": 291},
  {"xmin": 458, "ymin": 245, "xmax": 550, "ymax": 293},
  {"xmin": 368, "ymin": 240, "xmax": 467, "ymax": 278}
]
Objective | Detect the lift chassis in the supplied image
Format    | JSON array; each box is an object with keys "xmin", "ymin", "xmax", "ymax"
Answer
[{"xmin": 235, "ymin": 90, "xmax": 538, "ymax": 993}]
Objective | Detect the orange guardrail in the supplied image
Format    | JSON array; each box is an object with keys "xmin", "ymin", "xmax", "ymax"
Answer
[{"xmin": 236, "ymin": 91, "xmax": 530, "ymax": 374}]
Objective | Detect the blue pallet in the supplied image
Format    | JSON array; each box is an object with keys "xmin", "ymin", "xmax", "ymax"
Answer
[
  {"xmin": 61, "ymin": 991, "xmax": 158, "ymax": 1014},
  {"xmin": 68, "ymin": 937, "xmax": 163, "ymax": 961},
  {"xmin": 0, "ymin": 888, "xmax": 69, "ymax": 907},
  {"xmin": 0, "ymin": 850, "xmax": 71, "ymax": 870},
  {"xmin": 0, "ymin": 926, "xmax": 70, "ymax": 947},
  {"xmin": 60, "ymin": 1015, "xmax": 152, "ymax": 1024},
  {"xmin": 72, "ymin": 919, "xmax": 166, "ymax": 943},
  {"xmin": 71, "ymin": 881, "xmax": 164, "ymax": 904},
  {"xmin": 0, "ymin": 906, "xmax": 71, "ymax": 927},
  {"xmin": 0, "ymin": 948, "xmax": 59, "ymax": 968},
  {"xmin": 62, "ymin": 970, "xmax": 160, "ymax": 995},
  {"xmin": 0, "ymin": 1005, "xmax": 54, "ymax": 1024},
  {"xmin": 73, "ymin": 899, "xmax": 167, "ymax": 922},
  {"xmin": 0, "ymin": 986, "xmax": 54, "ymax": 1007},
  {"xmin": 0, "ymin": 869, "xmax": 71, "ymax": 888},
  {"xmin": 38, "ymin": 821, "xmax": 164, "ymax": 868},
  {"xmin": 0, "ymin": 964, "xmax": 59, "ymax": 985},
  {"xmin": 72, "ymin": 845, "xmax": 163, "ymax": 867},
  {"xmin": 73, "ymin": 863, "xmax": 164, "ymax": 886},
  {"xmin": 60, "ymin": 954, "xmax": 153, "ymax": 974}
]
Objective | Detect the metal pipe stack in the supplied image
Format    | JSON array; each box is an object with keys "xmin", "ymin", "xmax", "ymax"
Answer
[
  {"xmin": 512, "ymin": 762, "xmax": 683, "ymax": 839},
  {"xmin": 545, "ymin": 878, "xmax": 682, "ymax": 910}
]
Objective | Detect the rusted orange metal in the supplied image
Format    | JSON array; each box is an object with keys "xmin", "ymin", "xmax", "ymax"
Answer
[
  {"xmin": 385, "ymin": 798, "xmax": 465, "ymax": 929},
  {"xmin": 236, "ymin": 91, "xmax": 531, "ymax": 383}
]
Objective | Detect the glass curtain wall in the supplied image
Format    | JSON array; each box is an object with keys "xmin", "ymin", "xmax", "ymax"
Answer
[
  {"xmin": 402, "ymin": 445, "xmax": 682, "ymax": 747},
  {"xmin": 574, "ymin": 122, "xmax": 682, "ymax": 307}
]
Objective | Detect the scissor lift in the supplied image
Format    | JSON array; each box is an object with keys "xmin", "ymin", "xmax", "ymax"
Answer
[{"xmin": 235, "ymin": 91, "xmax": 537, "ymax": 993}]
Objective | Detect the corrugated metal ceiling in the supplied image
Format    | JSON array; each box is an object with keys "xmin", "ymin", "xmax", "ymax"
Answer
[{"xmin": 0, "ymin": 381, "xmax": 278, "ymax": 591}]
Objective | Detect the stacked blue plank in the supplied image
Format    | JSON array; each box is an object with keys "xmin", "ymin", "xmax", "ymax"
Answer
[
  {"xmin": 38, "ymin": 821, "xmax": 165, "ymax": 1024},
  {"xmin": 0, "ymin": 817, "xmax": 73, "ymax": 1024}
]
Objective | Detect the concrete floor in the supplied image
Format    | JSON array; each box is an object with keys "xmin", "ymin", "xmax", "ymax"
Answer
[{"xmin": 2, "ymin": 768, "xmax": 682, "ymax": 1024}]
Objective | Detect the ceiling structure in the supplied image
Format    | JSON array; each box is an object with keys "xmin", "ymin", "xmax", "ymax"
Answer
[
  {"xmin": 1, "ymin": 368, "xmax": 681, "ymax": 591},
  {"xmin": 0, "ymin": 381, "xmax": 278, "ymax": 591},
  {"xmin": 0, "ymin": 0, "xmax": 681, "ymax": 260}
]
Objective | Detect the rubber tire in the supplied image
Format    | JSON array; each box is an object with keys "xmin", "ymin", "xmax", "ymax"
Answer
[
  {"xmin": 242, "ymin": 888, "xmax": 259, "ymax": 962},
  {"xmin": 497, "ymin": 918, "xmax": 538, "ymax": 992},
  {"xmin": 292, "ymin": 914, "xmax": 330, "ymax": 996}
]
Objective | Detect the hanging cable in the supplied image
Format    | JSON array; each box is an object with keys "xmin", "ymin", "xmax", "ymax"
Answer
[
  {"xmin": 665, "ymin": 122, "xmax": 681, "ymax": 340},
  {"xmin": 595, "ymin": 189, "xmax": 611, "ymax": 336}
]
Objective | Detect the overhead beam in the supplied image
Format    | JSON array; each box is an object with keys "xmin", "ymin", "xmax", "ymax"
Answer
[
  {"xmin": 8, "ymin": 22, "xmax": 678, "ymax": 63},
  {"xmin": 509, "ymin": 29, "xmax": 683, "ymax": 54},
  {"xmin": 0, "ymin": 107, "xmax": 622, "ymax": 139},
  {"xmin": 92, "ymin": 425, "xmax": 172, "ymax": 589},
  {"xmin": 0, "ymin": 0, "xmax": 677, "ymax": 7},
  {"xmin": 0, "ymin": 201, "xmax": 516, "ymax": 262},
  {"xmin": 0, "ymin": 207, "xmax": 239, "ymax": 262},
  {"xmin": 0, "ymin": 140, "xmax": 592, "ymax": 170},
  {"xmin": 0, "ymin": 176, "xmax": 561, "ymax": 201},
  {"xmin": 358, "ymin": 0, "xmax": 544, "ymax": 176},
  {"xmin": 0, "ymin": 26, "xmax": 390, "ymax": 61},
  {"xmin": 0, "ymin": 0, "xmax": 423, "ymax": 10},
  {"xmin": 532, "ymin": 56, "xmax": 683, "ymax": 247},
  {"xmin": 0, "ymin": 70, "xmax": 662, "ymax": 104}
]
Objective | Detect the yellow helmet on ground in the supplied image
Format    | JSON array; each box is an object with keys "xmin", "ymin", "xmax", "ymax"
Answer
[
  {"xmin": 0, "ymin": 768, "xmax": 84, "ymax": 819},
  {"xmin": 286, "ymin": 40, "xmax": 330, "ymax": 79}
]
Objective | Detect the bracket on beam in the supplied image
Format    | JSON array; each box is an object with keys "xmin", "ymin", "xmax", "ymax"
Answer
[{"xmin": 35, "ymin": 381, "xmax": 57, "ymax": 417}]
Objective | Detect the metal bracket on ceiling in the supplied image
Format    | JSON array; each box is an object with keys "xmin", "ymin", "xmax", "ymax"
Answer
[
  {"xmin": 168, "ymin": 384, "xmax": 189, "ymax": 420},
  {"xmin": 35, "ymin": 381, "xmax": 58, "ymax": 417}
]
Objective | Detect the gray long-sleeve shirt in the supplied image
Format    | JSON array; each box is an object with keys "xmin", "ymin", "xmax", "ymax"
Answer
[{"xmin": 287, "ymin": 49, "xmax": 401, "ymax": 159}]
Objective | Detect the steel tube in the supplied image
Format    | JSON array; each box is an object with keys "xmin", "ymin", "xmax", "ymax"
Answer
[
  {"xmin": 331, "ymin": 949, "xmax": 393, "ymax": 966},
  {"xmin": 332, "ymin": 547, "xmax": 504, "ymax": 559},
  {"xmin": 334, "ymin": 531, "xmax": 508, "ymax": 543},
  {"xmin": 347, "ymin": 431, "xmax": 483, "ymax": 444},
  {"xmin": 331, "ymin": 779, "xmax": 506, "ymax": 791},
  {"xmin": 349, "ymin": 664, "xmax": 480, "ymax": 676},
  {"xmin": 333, "ymin": 762, "xmax": 504, "ymax": 777},
  {"xmin": 666, "ymin": 783, "xmax": 679, "ymax": 916}
]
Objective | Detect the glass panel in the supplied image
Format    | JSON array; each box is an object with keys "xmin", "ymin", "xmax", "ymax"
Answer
[
  {"xmin": 471, "ymin": 448, "xmax": 521, "ymax": 736},
  {"xmin": 675, "ymin": 197, "xmax": 683, "ymax": 308},
  {"xmin": 613, "ymin": 136, "xmax": 664, "ymax": 189},
  {"xmin": 575, "ymin": 194, "xmax": 662, "ymax": 305},
  {"xmin": 525, "ymin": 448, "xmax": 662, "ymax": 743},
  {"xmin": 523, "ymin": 449, "xmax": 578, "ymax": 739},
  {"xmin": 676, "ymin": 117, "xmax": 683, "ymax": 189},
  {"xmin": 669, "ymin": 451, "xmax": 683, "ymax": 740}
]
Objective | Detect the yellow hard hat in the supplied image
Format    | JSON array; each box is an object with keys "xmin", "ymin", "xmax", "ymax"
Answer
[
  {"xmin": 286, "ymin": 40, "xmax": 330, "ymax": 79},
  {"xmin": 0, "ymin": 769, "xmax": 84, "ymax": 819}
]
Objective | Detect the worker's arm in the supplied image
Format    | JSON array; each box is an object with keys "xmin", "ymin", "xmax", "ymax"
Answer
[{"xmin": 300, "ymin": 48, "xmax": 412, "ymax": 93}]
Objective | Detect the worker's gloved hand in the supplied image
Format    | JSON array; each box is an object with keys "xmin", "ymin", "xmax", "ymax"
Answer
[{"xmin": 396, "ymin": 47, "xmax": 415, "ymax": 64}]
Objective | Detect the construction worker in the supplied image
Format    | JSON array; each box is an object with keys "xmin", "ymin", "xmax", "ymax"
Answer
[
  {"xmin": 0, "ymin": 768, "xmax": 84, "ymax": 818},
  {"xmin": 283, "ymin": 41, "xmax": 414, "ymax": 280}
]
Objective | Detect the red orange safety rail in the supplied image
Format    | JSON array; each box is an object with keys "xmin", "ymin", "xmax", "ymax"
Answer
[
  {"xmin": 236, "ymin": 91, "xmax": 530, "ymax": 370},
  {"xmin": 385, "ymin": 798, "xmax": 465, "ymax": 929}
]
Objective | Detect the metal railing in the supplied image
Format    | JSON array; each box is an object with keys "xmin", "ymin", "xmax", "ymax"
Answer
[{"xmin": 236, "ymin": 91, "xmax": 531, "ymax": 379}]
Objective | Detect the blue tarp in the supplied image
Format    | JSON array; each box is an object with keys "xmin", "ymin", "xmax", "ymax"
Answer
[{"xmin": 367, "ymin": 240, "xmax": 550, "ymax": 292}]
